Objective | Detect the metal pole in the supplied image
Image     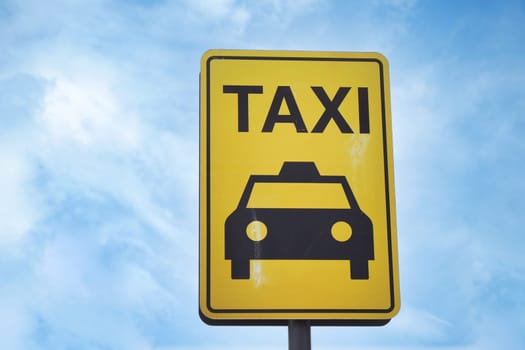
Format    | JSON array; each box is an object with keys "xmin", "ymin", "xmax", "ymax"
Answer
[{"xmin": 288, "ymin": 320, "xmax": 311, "ymax": 350}]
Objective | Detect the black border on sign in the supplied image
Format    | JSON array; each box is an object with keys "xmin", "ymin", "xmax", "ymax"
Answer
[{"xmin": 202, "ymin": 54, "xmax": 395, "ymax": 326}]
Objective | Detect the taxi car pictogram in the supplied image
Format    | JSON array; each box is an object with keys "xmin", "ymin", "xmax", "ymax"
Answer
[{"xmin": 225, "ymin": 162, "xmax": 374, "ymax": 280}]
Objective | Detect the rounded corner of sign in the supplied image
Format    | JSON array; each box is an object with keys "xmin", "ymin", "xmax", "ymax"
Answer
[
  {"xmin": 199, "ymin": 309, "xmax": 214, "ymax": 325},
  {"xmin": 199, "ymin": 305, "xmax": 218, "ymax": 325},
  {"xmin": 201, "ymin": 49, "xmax": 217, "ymax": 58},
  {"xmin": 369, "ymin": 52, "xmax": 389, "ymax": 66},
  {"xmin": 386, "ymin": 299, "xmax": 401, "ymax": 320},
  {"xmin": 372, "ymin": 51, "xmax": 388, "ymax": 65},
  {"xmin": 201, "ymin": 49, "xmax": 222, "ymax": 67}
]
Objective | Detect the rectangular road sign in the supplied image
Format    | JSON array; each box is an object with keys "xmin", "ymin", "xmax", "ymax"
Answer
[{"xmin": 199, "ymin": 50, "xmax": 400, "ymax": 325}]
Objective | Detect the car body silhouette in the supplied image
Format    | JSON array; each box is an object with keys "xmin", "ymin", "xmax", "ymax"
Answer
[{"xmin": 225, "ymin": 161, "xmax": 374, "ymax": 280}]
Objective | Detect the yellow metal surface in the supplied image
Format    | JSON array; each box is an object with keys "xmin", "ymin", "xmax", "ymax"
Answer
[
  {"xmin": 247, "ymin": 183, "xmax": 350, "ymax": 209},
  {"xmin": 199, "ymin": 50, "xmax": 399, "ymax": 323}
]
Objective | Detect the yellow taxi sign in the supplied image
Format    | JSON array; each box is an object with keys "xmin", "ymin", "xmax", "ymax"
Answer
[{"xmin": 199, "ymin": 50, "xmax": 400, "ymax": 325}]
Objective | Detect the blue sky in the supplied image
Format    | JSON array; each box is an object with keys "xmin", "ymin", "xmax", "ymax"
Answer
[{"xmin": 1, "ymin": 0, "xmax": 524, "ymax": 349}]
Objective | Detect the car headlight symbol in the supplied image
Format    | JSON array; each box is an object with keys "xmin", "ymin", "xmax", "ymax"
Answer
[
  {"xmin": 331, "ymin": 221, "xmax": 352, "ymax": 242},
  {"xmin": 246, "ymin": 220, "xmax": 268, "ymax": 241}
]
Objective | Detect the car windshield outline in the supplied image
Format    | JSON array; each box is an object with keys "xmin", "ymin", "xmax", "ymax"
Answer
[{"xmin": 240, "ymin": 173, "xmax": 358, "ymax": 210}]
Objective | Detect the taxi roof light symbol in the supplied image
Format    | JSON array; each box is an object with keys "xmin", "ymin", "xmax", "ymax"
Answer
[{"xmin": 278, "ymin": 161, "xmax": 321, "ymax": 179}]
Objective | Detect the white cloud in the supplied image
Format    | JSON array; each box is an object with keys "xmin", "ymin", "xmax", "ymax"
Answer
[
  {"xmin": 40, "ymin": 78, "xmax": 140, "ymax": 149},
  {"xmin": 176, "ymin": 0, "xmax": 324, "ymax": 41},
  {"xmin": 389, "ymin": 306, "xmax": 452, "ymax": 341},
  {"xmin": 183, "ymin": 0, "xmax": 251, "ymax": 34},
  {"xmin": 187, "ymin": 0, "xmax": 238, "ymax": 19},
  {"xmin": 185, "ymin": 0, "xmax": 320, "ymax": 24},
  {"xmin": 26, "ymin": 46, "xmax": 196, "ymax": 239},
  {"xmin": 0, "ymin": 6, "xmax": 198, "ymax": 345},
  {"xmin": 0, "ymin": 146, "xmax": 40, "ymax": 248},
  {"xmin": 34, "ymin": 52, "xmax": 142, "ymax": 151},
  {"xmin": 261, "ymin": 0, "xmax": 320, "ymax": 16}
]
